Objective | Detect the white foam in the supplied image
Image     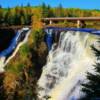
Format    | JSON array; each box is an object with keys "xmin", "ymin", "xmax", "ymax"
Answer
[{"xmin": 37, "ymin": 31, "xmax": 98, "ymax": 100}]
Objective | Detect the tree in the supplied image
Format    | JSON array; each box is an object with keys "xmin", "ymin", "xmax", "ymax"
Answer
[
  {"xmin": 4, "ymin": 8, "xmax": 15, "ymax": 25},
  {"xmin": 27, "ymin": 2, "xmax": 31, "ymax": 7},
  {"xmin": 0, "ymin": 5, "xmax": 2, "ymax": 9},
  {"xmin": 41, "ymin": 3, "xmax": 49, "ymax": 17},
  {"xmin": 47, "ymin": 5, "xmax": 55, "ymax": 17},
  {"xmin": 14, "ymin": 7, "xmax": 22, "ymax": 25},
  {"xmin": 80, "ymin": 44, "xmax": 100, "ymax": 100},
  {"xmin": 32, "ymin": 8, "xmax": 43, "ymax": 31},
  {"xmin": 55, "ymin": 3, "xmax": 64, "ymax": 17},
  {"xmin": 0, "ymin": 5, "xmax": 4, "ymax": 24}
]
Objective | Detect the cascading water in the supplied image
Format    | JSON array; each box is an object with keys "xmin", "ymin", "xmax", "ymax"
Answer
[{"xmin": 37, "ymin": 30, "xmax": 99, "ymax": 100}]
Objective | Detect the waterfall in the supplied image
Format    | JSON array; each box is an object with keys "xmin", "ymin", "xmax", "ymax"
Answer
[
  {"xmin": 37, "ymin": 31, "xmax": 99, "ymax": 100},
  {"xmin": 0, "ymin": 28, "xmax": 30, "ymax": 72}
]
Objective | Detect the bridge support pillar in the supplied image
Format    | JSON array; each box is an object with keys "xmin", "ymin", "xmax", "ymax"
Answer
[
  {"xmin": 50, "ymin": 20, "xmax": 53, "ymax": 25},
  {"xmin": 77, "ymin": 20, "xmax": 86, "ymax": 28},
  {"xmin": 77, "ymin": 20, "xmax": 81, "ymax": 28}
]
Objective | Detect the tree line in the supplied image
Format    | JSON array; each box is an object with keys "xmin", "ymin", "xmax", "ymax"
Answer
[
  {"xmin": 0, "ymin": 5, "xmax": 32, "ymax": 26},
  {"xmin": 0, "ymin": 3, "xmax": 100, "ymax": 26}
]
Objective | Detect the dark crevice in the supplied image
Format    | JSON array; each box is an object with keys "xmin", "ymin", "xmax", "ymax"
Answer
[{"xmin": 0, "ymin": 28, "xmax": 16, "ymax": 52}]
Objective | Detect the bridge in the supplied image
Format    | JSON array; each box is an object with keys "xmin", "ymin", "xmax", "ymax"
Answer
[
  {"xmin": 0, "ymin": 25, "xmax": 32, "ymax": 30},
  {"xmin": 42, "ymin": 17, "xmax": 100, "ymax": 28},
  {"xmin": 0, "ymin": 17, "xmax": 100, "ymax": 29},
  {"xmin": 43, "ymin": 17, "xmax": 100, "ymax": 50}
]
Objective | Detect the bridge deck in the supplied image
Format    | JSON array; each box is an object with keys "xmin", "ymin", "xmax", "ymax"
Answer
[{"xmin": 42, "ymin": 17, "xmax": 100, "ymax": 21}]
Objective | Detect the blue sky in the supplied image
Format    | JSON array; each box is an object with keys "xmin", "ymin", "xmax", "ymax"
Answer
[{"xmin": 0, "ymin": 0, "xmax": 100, "ymax": 9}]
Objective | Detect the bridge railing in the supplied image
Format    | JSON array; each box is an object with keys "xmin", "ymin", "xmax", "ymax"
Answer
[{"xmin": 42, "ymin": 17, "xmax": 100, "ymax": 28}]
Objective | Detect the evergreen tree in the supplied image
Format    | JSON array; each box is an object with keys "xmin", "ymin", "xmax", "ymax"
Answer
[
  {"xmin": 80, "ymin": 43, "xmax": 100, "ymax": 100},
  {"xmin": 4, "ymin": 8, "xmax": 15, "ymax": 25},
  {"xmin": 0, "ymin": 5, "xmax": 4, "ymax": 24},
  {"xmin": 47, "ymin": 5, "xmax": 55, "ymax": 17},
  {"xmin": 14, "ymin": 7, "xmax": 21, "ymax": 25},
  {"xmin": 56, "ymin": 3, "xmax": 64, "ymax": 17},
  {"xmin": 0, "ymin": 5, "xmax": 2, "ymax": 9},
  {"xmin": 41, "ymin": 3, "xmax": 49, "ymax": 17},
  {"xmin": 27, "ymin": 2, "xmax": 31, "ymax": 7}
]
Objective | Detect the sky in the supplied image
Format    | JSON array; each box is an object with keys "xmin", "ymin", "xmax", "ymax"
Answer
[{"xmin": 0, "ymin": 0, "xmax": 100, "ymax": 9}]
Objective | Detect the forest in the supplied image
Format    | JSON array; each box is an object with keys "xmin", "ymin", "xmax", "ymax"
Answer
[{"xmin": 0, "ymin": 3, "xmax": 100, "ymax": 26}]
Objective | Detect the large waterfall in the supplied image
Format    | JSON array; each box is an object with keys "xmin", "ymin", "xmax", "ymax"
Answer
[{"xmin": 37, "ymin": 31, "xmax": 99, "ymax": 100}]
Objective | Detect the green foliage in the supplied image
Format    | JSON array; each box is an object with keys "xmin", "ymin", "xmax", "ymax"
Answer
[
  {"xmin": 80, "ymin": 44, "xmax": 100, "ymax": 100},
  {"xmin": 0, "ymin": 6, "xmax": 33, "ymax": 25},
  {"xmin": 56, "ymin": 3, "xmax": 65, "ymax": 17},
  {"xmin": 1, "ymin": 4, "xmax": 100, "ymax": 26},
  {"xmin": 91, "ymin": 44, "xmax": 100, "ymax": 59},
  {"xmin": 5, "ymin": 43, "xmax": 30, "ymax": 75},
  {"xmin": 19, "ymin": 44, "xmax": 30, "ymax": 57}
]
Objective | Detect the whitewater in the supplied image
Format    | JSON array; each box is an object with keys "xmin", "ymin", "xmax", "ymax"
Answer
[
  {"xmin": 37, "ymin": 30, "xmax": 99, "ymax": 100},
  {"xmin": 0, "ymin": 29, "xmax": 31, "ymax": 72}
]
